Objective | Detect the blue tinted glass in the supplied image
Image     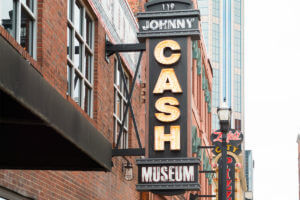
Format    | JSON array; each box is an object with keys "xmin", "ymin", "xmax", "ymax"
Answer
[
  {"xmin": 234, "ymin": 0, "xmax": 241, "ymax": 24},
  {"xmin": 212, "ymin": 0, "xmax": 220, "ymax": 17},
  {"xmin": 201, "ymin": 22, "xmax": 209, "ymax": 51},
  {"xmin": 212, "ymin": 23, "xmax": 220, "ymax": 62},
  {"xmin": 234, "ymin": 74, "xmax": 241, "ymax": 112},
  {"xmin": 212, "ymin": 114, "xmax": 219, "ymax": 130},
  {"xmin": 212, "ymin": 68, "xmax": 219, "ymax": 107},
  {"xmin": 234, "ymin": 30, "xmax": 241, "ymax": 68},
  {"xmin": 198, "ymin": 0, "xmax": 209, "ymax": 16}
]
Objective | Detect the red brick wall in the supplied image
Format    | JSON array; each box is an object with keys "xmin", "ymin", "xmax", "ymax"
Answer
[
  {"xmin": 37, "ymin": 0, "xmax": 68, "ymax": 98},
  {"xmin": 0, "ymin": 169, "xmax": 142, "ymax": 200},
  {"xmin": 190, "ymin": 22, "xmax": 214, "ymax": 200},
  {"xmin": 0, "ymin": 0, "xmax": 146, "ymax": 199},
  {"xmin": 0, "ymin": 0, "xmax": 212, "ymax": 199},
  {"xmin": 127, "ymin": 0, "xmax": 147, "ymax": 14}
]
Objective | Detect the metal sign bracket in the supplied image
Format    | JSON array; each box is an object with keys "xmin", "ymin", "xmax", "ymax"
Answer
[
  {"xmin": 105, "ymin": 40, "xmax": 146, "ymax": 157},
  {"xmin": 190, "ymin": 194, "xmax": 216, "ymax": 199}
]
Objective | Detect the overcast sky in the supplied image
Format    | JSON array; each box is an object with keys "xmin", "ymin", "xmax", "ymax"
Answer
[{"xmin": 245, "ymin": 0, "xmax": 300, "ymax": 199}]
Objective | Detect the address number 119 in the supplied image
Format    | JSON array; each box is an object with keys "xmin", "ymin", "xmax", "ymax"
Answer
[{"xmin": 162, "ymin": 3, "xmax": 175, "ymax": 11}]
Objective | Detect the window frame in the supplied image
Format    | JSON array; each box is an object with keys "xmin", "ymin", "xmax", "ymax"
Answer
[
  {"xmin": 234, "ymin": 74, "xmax": 241, "ymax": 113},
  {"xmin": 212, "ymin": 68, "xmax": 219, "ymax": 107},
  {"xmin": 198, "ymin": 0, "xmax": 209, "ymax": 16},
  {"xmin": 201, "ymin": 22, "xmax": 209, "ymax": 51},
  {"xmin": 212, "ymin": 0, "xmax": 220, "ymax": 17},
  {"xmin": 0, "ymin": 0, "xmax": 37, "ymax": 58},
  {"xmin": 212, "ymin": 113, "xmax": 219, "ymax": 130},
  {"xmin": 234, "ymin": 0, "xmax": 241, "ymax": 24},
  {"xmin": 234, "ymin": 30, "xmax": 241, "ymax": 69},
  {"xmin": 67, "ymin": 0, "xmax": 94, "ymax": 117},
  {"xmin": 212, "ymin": 23, "xmax": 220, "ymax": 62}
]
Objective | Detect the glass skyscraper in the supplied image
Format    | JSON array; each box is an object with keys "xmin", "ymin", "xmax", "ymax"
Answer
[
  {"xmin": 197, "ymin": 0, "xmax": 244, "ymax": 132},
  {"xmin": 245, "ymin": 150, "xmax": 254, "ymax": 199}
]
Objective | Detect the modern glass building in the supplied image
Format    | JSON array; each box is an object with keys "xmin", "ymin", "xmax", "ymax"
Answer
[
  {"xmin": 197, "ymin": 0, "xmax": 244, "ymax": 132},
  {"xmin": 245, "ymin": 150, "xmax": 254, "ymax": 199}
]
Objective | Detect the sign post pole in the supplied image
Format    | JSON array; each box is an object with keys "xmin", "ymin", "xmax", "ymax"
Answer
[
  {"xmin": 219, "ymin": 127, "xmax": 228, "ymax": 200},
  {"xmin": 211, "ymin": 128, "xmax": 243, "ymax": 200}
]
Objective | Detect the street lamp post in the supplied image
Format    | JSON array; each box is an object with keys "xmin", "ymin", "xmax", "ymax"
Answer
[{"xmin": 217, "ymin": 106, "xmax": 232, "ymax": 200}]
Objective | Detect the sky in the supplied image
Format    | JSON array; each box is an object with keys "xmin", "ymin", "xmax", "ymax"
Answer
[{"xmin": 245, "ymin": 0, "xmax": 300, "ymax": 199}]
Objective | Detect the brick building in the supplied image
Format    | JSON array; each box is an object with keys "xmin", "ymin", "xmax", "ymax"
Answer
[
  {"xmin": 189, "ymin": 25, "xmax": 214, "ymax": 200},
  {"xmin": 0, "ymin": 0, "xmax": 213, "ymax": 199}
]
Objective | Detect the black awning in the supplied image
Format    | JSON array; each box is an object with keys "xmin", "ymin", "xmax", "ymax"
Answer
[{"xmin": 0, "ymin": 36, "xmax": 112, "ymax": 171}]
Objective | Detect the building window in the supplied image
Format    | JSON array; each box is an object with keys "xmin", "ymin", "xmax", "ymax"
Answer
[
  {"xmin": 67, "ymin": 0, "xmax": 94, "ymax": 116},
  {"xmin": 201, "ymin": 22, "xmax": 209, "ymax": 51},
  {"xmin": 212, "ymin": 114, "xmax": 219, "ymax": 130},
  {"xmin": 0, "ymin": 0, "xmax": 37, "ymax": 57},
  {"xmin": 234, "ymin": 30, "xmax": 241, "ymax": 69},
  {"xmin": 235, "ymin": 119, "xmax": 241, "ymax": 131},
  {"xmin": 212, "ymin": 23, "xmax": 220, "ymax": 62},
  {"xmin": 212, "ymin": 68, "xmax": 219, "ymax": 107},
  {"xmin": 113, "ymin": 58, "xmax": 129, "ymax": 149},
  {"xmin": 212, "ymin": 0, "xmax": 220, "ymax": 17},
  {"xmin": 197, "ymin": 0, "xmax": 208, "ymax": 16},
  {"xmin": 234, "ymin": 74, "xmax": 241, "ymax": 113},
  {"xmin": 234, "ymin": 0, "xmax": 241, "ymax": 24}
]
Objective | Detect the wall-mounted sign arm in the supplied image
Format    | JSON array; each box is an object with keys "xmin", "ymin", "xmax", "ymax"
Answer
[
  {"xmin": 190, "ymin": 194, "xmax": 216, "ymax": 200},
  {"xmin": 112, "ymin": 148, "xmax": 145, "ymax": 156},
  {"xmin": 199, "ymin": 170, "xmax": 216, "ymax": 173},
  {"xmin": 198, "ymin": 145, "xmax": 215, "ymax": 149},
  {"xmin": 113, "ymin": 50, "xmax": 145, "ymax": 157},
  {"xmin": 105, "ymin": 41, "xmax": 146, "ymax": 57}
]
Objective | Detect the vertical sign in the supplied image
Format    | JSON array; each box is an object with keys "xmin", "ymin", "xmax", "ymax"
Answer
[
  {"xmin": 218, "ymin": 156, "xmax": 236, "ymax": 200},
  {"xmin": 210, "ymin": 129, "xmax": 243, "ymax": 155},
  {"xmin": 211, "ymin": 130, "xmax": 243, "ymax": 199},
  {"xmin": 136, "ymin": 0, "xmax": 201, "ymax": 195},
  {"xmin": 148, "ymin": 37, "xmax": 188, "ymax": 158}
]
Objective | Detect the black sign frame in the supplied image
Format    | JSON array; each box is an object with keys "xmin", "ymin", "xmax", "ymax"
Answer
[
  {"xmin": 148, "ymin": 37, "xmax": 188, "ymax": 158},
  {"xmin": 137, "ymin": 0, "xmax": 200, "ymax": 41},
  {"xmin": 136, "ymin": 0, "xmax": 201, "ymax": 194},
  {"xmin": 136, "ymin": 158, "xmax": 200, "ymax": 193}
]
